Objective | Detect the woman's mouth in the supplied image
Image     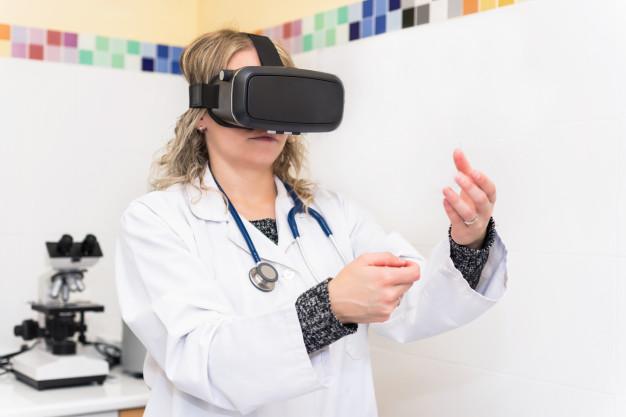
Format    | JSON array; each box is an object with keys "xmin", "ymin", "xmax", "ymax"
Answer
[{"xmin": 248, "ymin": 135, "xmax": 278, "ymax": 142}]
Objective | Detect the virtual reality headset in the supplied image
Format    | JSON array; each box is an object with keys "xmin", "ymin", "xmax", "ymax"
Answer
[{"xmin": 188, "ymin": 33, "xmax": 344, "ymax": 135}]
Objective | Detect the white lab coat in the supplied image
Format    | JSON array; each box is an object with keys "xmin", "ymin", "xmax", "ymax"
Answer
[{"xmin": 115, "ymin": 166, "xmax": 508, "ymax": 417}]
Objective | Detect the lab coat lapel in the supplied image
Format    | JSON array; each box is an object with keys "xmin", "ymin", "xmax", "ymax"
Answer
[{"xmin": 191, "ymin": 166, "xmax": 298, "ymax": 270}]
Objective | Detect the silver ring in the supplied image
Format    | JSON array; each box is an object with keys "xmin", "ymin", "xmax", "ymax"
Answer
[
  {"xmin": 396, "ymin": 294, "xmax": 404, "ymax": 307},
  {"xmin": 463, "ymin": 215, "xmax": 479, "ymax": 226}
]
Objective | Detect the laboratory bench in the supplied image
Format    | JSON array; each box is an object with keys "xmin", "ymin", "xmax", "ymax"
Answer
[{"xmin": 0, "ymin": 367, "xmax": 148, "ymax": 417}]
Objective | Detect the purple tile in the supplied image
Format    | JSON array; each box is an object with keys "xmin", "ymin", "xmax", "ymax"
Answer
[
  {"xmin": 44, "ymin": 45, "xmax": 61, "ymax": 61},
  {"xmin": 63, "ymin": 32, "xmax": 78, "ymax": 48},
  {"xmin": 11, "ymin": 26, "xmax": 27, "ymax": 43},
  {"xmin": 11, "ymin": 43, "xmax": 26, "ymax": 58},
  {"xmin": 291, "ymin": 36, "xmax": 302, "ymax": 54},
  {"xmin": 63, "ymin": 47, "xmax": 78, "ymax": 63},
  {"xmin": 272, "ymin": 25, "xmax": 282, "ymax": 40},
  {"xmin": 29, "ymin": 27, "xmax": 45, "ymax": 44},
  {"xmin": 292, "ymin": 20, "xmax": 302, "ymax": 37}
]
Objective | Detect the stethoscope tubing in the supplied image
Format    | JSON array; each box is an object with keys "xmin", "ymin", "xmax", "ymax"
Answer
[{"xmin": 209, "ymin": 165, "xmax": 345, "ymax": 289}]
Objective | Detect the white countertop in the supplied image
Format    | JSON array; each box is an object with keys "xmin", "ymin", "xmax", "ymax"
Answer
[{"xmin": 0, "ymin": 368, "xmax": 149, "ymax": 417}]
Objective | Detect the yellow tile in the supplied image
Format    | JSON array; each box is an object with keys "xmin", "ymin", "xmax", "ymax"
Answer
[
  {"xmin": 499, "ymin": 0, "xmax": 515, "ymax": 6},
  {"xmin": 0, "ymin": 40, "xmax": 10, "ymax": 57},
  {"xmin": 480, "ymin": 0, "xmax": 497, "ymax": 11}
]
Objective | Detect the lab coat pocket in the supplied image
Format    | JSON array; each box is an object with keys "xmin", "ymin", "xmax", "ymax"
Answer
[{"xmin": 344, "ymin": 325, "xmax": 368, "ymax": 360}]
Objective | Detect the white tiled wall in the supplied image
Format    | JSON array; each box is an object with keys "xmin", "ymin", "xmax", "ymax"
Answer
[
  {"xmin": 0, "ymin": 60, "xmax": 188, "ymax": 351},
  {"xmin": 1, "ymin": 0, "xmax": 624, "ymax": 414},
  {"xmin": 296, "ymin": 0, "xmax": 626, "ymax": 415}
]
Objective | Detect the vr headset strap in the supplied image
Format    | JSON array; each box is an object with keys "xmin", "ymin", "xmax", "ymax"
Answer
[
  {"xmin": 189, "ymin": 34, "xmax": 282, "ymax": 130},
  {"xmin": 246, "ymin": 34, "xmax": 284, "ymax": 67},
  {"xmin": 189, "ymin": 84, "xmax": 219, "ymax": 109},
  {"xmin": 188, "ymin": 34, "xmax": 282, "ymax": 110}
]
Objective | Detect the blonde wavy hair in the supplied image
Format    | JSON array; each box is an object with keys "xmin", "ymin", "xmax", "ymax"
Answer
[{"xmin": 150, "ymin": 29, "xmax": 315, "ymax": 206}]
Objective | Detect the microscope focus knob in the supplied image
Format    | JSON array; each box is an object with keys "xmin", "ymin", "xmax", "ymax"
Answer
[{"xmin": 14, "ymin": 319, "xmax": 42, "ymax": 341}]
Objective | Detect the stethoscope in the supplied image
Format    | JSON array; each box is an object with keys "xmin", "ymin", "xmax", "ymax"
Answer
[{"xmin": 211, "ymin": 171, "xmax": 347, "ymax": 292}]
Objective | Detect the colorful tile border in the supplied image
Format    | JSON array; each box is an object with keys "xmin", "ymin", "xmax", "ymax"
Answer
[
  {"xmin": 0, "ymin": 0, "xmax": 524, "ymax": 74},
  {"xmin": 0, "ymin": 22, "xmax": 183, "ymax": 75},
  {"xmin": 258, "ymin": 0, "xmax": 525, "ymax": 54}
]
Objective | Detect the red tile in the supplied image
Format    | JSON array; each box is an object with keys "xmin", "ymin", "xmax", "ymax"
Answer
[
  {"xmin": 282, "ymin": 22, "xmax": 292, "ymax": 38},
  {"xmin": 28, "ymin": 44, "xmax": 43, "ymax": 60},
  {"xmin": 47, "ymin": 30, "xmax": 61, "ymax": 45}
]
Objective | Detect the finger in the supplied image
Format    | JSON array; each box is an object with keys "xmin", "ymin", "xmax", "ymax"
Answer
[
  {"xmin": 392, "ymin": 283, "xmax": 412, "ymax": 299},
  {"xmin": 453, "ymin": 148, "xmax": 473, "ymax": 176},
  {"xmin": 382, "ymin": 262, "xmax": 421, "ymax": 286},
  {"xmin": 386, "ymin": 284, "xmax": 411, "ymax": 307},
  {"xmin": 469, "ymin": 170, "xmax": 497, "ymax": 204},
  {"xmin": 443, "ymin": 187, "xmax": 477, "ymax": 222},
  {"xmin": 443, "ymin": 198, "xmax": 464, "ymax": 224},
  {"xmin": 454, "ymin": 171, "xmax": 491, "ymax": 214},
  {"xmin": 359, "ymin": 252, "xmax": 407, "ymax": 268}
]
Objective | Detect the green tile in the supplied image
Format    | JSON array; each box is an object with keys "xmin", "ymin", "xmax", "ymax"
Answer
[
  {"xmin": 303, "ymin": 34, "xmax": 313, "ymax": 52},
  {"xmin": 127, "ymin": 40, "xmax": 140, "ymax": 55},
  {"xmin": 79, "ymin": 50, "xmax": 93, "ymax": 65},
  {"xmin": 95, "ymin": 36, "xmax": 109, "ymax": 51},
  {"xmin": 314, "ymin": 30, "xmax": 325, "ymax": 49},
  {"xmin": 325, "ymin": 9, "xmax": 337, "ymax": 29},
  {"xmin": 337, "ymin": 6, "xmax": 349, "ymax": 24},
  {"xmin": 93, "ymin": 51, "xmax": 110, "ymax": 66},
  {"xmin": 110, "ymin": 38, "xmax": 125, "ymax": 54},
  {"xmin": 325, "ymin": 28, "xmax": 336, "ymax": 46},
  {"xmin": 111, "ymin": 53, "xmax": 125, "ymax": 68},
  {"xmin": 314, "ymin": 12, "xmax": 325, "ymax": 30}
]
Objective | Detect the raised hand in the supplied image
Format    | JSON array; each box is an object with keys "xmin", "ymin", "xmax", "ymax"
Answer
[{"xmin": 442, "ymin": 149, "xmax": 497, "ymax": 249}]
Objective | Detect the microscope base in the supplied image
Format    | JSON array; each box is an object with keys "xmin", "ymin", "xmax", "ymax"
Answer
[{"xmin": 12, "ymin": 348, "xmax": 109, "ymax": 390}]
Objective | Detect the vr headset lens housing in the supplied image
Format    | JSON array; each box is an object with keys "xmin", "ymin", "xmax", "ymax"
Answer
[{"xmin": 189, "ymin": 34, "xmax": 344, "ymax": 135}]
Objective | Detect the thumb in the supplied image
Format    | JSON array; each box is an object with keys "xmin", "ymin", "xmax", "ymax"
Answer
[{"xmin": 358, "ymin": 252, "xmax": 407, "ymax": 268}]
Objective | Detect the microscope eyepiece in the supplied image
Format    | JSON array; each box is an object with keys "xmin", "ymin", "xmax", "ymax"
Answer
[
  {"xmin": 57, "ymin": 234, "xmax": 74, "ymax": 256},
  {"xmin": 81, "ymin": 234, "xmax": 98, "ymax": 256}
]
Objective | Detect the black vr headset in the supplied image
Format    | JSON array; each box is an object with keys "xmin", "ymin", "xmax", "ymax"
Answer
[{"xmin": 188, "ymin": 33, "xmax": 344, "ymax": 135}]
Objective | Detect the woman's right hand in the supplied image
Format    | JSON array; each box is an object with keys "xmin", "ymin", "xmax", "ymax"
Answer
[{"xmin": 327, "ymin": 252, "xmax": 421, "ymax": 324}]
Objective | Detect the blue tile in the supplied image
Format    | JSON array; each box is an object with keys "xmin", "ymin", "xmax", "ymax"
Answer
[
  {"xmin": 375, "ymin": 15, "xmax": 386, "ymax": 34},
  {"xmin": 141, "ymin": 57, "xmax": 154, "ymax": 71},
  {"xmin": 157, "ymin": 44, "xmax": 169, "ymax": 58},
  {"xmin": 362, "ymin": 17, "xmax": 373, "ymax": 37},
  {"xmin": 362, "ymin": 0, "xmax": 373, "ymax": 18},
  {"xmin": 375, "ymin": 0, "xmax": 387, "ymax": 16},
  {"xmin": 389, "ymin": 0, "xmax": 401, "ymax": 11},
  {"xmin": 349, "ymin": 21, "xmax": 360, "ymax": 40},
  {"xmin": 171, "ymin": 61, "xmax": 181, "ymax": 74},
  {"xmin": 141, "ymin": 42, "xmax": 156, "ymax": 57},
  {"xmin": 170, "ymin": 46, "xmax": 183, "ymax": 61},
  {"xmin": 156, "ymin": 58, "xmax": 169, "ymax": 72}
]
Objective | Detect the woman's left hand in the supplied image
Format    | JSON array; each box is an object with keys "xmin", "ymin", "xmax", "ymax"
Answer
[{"xmin": 442, "ymin": 149, "xmax": 497, "ymax": 249}]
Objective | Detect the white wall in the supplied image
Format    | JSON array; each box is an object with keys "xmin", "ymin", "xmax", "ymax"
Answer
[
  {"xmin": 1, "ymin": 0, "xmax": 624, "ymax": 415},
  {"xmin": 294, "ymin": 0, "xmax": 626, "ymax": 415},
  {"xmin": 0, "ymin": 59, "xmax": 188, "ymax": 350}
]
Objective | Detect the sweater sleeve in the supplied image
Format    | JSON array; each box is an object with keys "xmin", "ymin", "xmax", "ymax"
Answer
[{"xmin": 448, "ymin": 217, "xmax": 496, "ymax": 290}]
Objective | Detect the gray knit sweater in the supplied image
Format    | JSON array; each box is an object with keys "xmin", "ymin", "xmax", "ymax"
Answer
[{"xmin": 249, "ymin": 216, "xmax": 497, "ymax": 354}]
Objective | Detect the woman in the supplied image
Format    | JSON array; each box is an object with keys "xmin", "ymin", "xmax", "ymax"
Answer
[{"xmin": 115, "ymin": 29, "xmax": 508, "ymax": 417}]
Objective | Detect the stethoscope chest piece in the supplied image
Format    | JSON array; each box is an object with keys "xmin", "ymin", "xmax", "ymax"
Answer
[{"xmin": 249, "ymin": 261, "xmax": 279, "ymax": 292}]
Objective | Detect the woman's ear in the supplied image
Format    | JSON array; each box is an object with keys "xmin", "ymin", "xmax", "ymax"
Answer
[{"xmin": 196, "ymin": 115, "xmax": 207, "ymax": 133}]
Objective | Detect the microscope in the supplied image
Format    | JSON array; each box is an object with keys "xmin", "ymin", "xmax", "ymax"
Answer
[{"xmin": 11, "ymin": 234, "xmax": 110, "ymax": 389}]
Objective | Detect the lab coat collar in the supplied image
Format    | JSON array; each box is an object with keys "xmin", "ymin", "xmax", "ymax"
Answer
[{"xmin": 187, "ymin": 165, "xmax": 298, "ymax": 269}]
